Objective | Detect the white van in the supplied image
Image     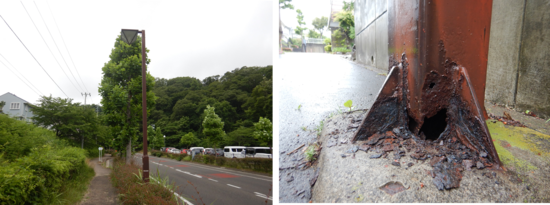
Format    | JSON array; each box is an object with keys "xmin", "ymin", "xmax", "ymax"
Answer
[
  {"xmin": 245, "ymin": 147, "xmax": 272, "ymax": 158},
  {"xmin": 189, "ymin": 147, "xmax": 205, "ymax": 155},
  {"xmin": 224, "ymin": 146, "xmax": 246, "ymax": 158}
]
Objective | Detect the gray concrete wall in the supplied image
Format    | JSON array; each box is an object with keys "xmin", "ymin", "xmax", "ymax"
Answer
[
  {"xmin": 485, "ymin": 0, "xmax": 525, "ymax": 106},
  {"xmin": 354, "ymin": 0, "xmax": 388, "ymax": 69},
  {"xmin": 515, "ymin": 0, "xmax": 550, "ymax": 118},
  {"xmin": 306, "ymin": 43, "xmax": 326, "ymax": 53},
  {"xmin": 485, "ymin": 0, "xmax": 550, "ymax": 118}
]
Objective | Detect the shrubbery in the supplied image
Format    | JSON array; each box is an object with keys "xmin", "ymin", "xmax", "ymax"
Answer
[
  {"xmin": 110, "ymin": 158, "xmax": 177, "ymax": 205},
  {"xmin": 0, "ymin": 114, "xmax": 91, "ymax": 204},
  {"xmin": 324, "ymin": 44, "xmax": 332, "ymax": 52},
  {"xmin": 332, "ymin": 46, "xmax": 351, "ymax": 53}
]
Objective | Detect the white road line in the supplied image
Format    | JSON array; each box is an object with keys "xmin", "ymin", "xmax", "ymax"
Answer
[
  {"xmin": 254, "ymin": 192, "xmax": 273, "ymax": 200},
  {"xmin": 170, "ymin": 167, "xmax": 174, "ymax": 169},
  {"xmin": 176, "ymin": 169, "xmax": 202, "ymax": 178},
  {"xmin": 208, "ymin": 178, "xmax": 218, "ymax": 182},
  {"xmin": 138, "ymin": 154, "xmax": 271, "ymax": 182},
  {"xmin": 150, "ymin": 177, "xmax": 194, "ymax": 205},
  {"xmin": 227, "ymin": 184, "xmax": 241, "ymax": 189}
]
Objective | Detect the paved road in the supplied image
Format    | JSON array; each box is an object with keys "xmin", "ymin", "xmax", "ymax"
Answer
[
  {"xmin": 133, "ymin": 154, "xmax": 272, "ymax": 205},
  {"xmin": 278, "ymin": 53, "xmax": 386, "ymax": 202}
]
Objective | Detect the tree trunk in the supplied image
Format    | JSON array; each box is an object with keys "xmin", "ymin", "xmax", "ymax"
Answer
[{"xmin": 126, "ymin": 76, "xmax": 133, "ymax": 165}]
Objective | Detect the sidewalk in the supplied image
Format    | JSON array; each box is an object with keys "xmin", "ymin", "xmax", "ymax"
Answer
[{"xmin": 80, "ymin": 157, "xmax": 118, "ymax": 205}]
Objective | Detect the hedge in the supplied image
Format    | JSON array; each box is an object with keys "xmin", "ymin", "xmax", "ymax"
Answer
[
  {"xmin": 149, "ymin": 151, "xmax": 272, "ymax": 173},
  {"xmin": 0, "ymin": 114, "xmax": 88, "ymax": 204}
]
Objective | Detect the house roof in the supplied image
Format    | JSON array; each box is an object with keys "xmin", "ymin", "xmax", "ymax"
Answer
[{"xmin": 0, "ymin": 92, "xmax": 32, "ymax": 104}]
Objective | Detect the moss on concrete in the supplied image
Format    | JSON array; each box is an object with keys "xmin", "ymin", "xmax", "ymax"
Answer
[{"xmin": 486, "ymin": 120, "xmax": 550, "ymax": 170}]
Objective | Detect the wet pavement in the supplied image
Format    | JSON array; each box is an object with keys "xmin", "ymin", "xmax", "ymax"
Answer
[{"xmin": 278, "ymin": 53, "xmax": 386, "ymax": 202}]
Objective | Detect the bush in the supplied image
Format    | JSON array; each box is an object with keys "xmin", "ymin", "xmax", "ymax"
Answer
[
  {"xmin": 0, "ymin": 114, "xmax": 91, "ymax": 204},
  {"xmin": 332, "ymin": 46, "xmax": 351, "ymax": 53},
  {"xmin": 110, "ymin": 158, "xmax": 177, "ymax": 205},
  {"xmin": 324, "ymin": 44, "xmax": 332, "ymax": 52},
  {"xmin": 282, "ymin": 47, "xmax": 292, "ymax": 52}
]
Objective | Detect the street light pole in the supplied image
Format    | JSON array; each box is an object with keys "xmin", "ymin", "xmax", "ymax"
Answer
[{"xmin": 120, "ymin": 29, "xmax": 149, "ymax": 183}]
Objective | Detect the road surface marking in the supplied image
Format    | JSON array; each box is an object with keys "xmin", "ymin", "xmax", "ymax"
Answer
[
  {"xmin": 151, "ymin": 177, "xmax": 194, "ymax": 205},
  {"xmin": 227, "ymin": 184, "xmax": 241, "ymax": 189},
  {"xmin": 209, "ymin": 173, "xmax": 239, "ymax": 178},
  {"xmin": 138, "ymin": 154, "xmax": 272, "ymax": 181},
  {"xmin": 208, "ymin": 178, "xmax": 218, "ymax": 182},
  {"xmin": 254, "ymin": 192, "xmax": 273, "ymax": 200},
  {"xmin": 170, "ymin": 167, "xmax": 174, "ymax": 169},
  {"xmin": 140, "ymin": 154, "xmax": 271, "ymax": 181},
  {"xmin": 176, "ymin": 169, "xmax": 202, "ymax": 178}
]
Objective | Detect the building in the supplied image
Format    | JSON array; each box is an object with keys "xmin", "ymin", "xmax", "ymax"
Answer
[{"xmin": 0, "ymin": 92, "xmax": 35, "ymax": 122}]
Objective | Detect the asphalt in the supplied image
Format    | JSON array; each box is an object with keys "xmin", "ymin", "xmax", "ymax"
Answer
[
  {"xmin": 133, "ymin": 154, "xmax": 272, "ymax": 205},
  {"xmin": 278, "ymin": 52, "xmax": 387, "ymax": 202},
  {"xmin": 80, "ymin": 157, "xmax": 118, "ymax": 205}
]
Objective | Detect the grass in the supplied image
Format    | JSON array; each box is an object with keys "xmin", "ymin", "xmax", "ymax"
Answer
[
  {"xmin": 57, "ymin": 158, "xmax": 96, "ymax": 205},
  {"xmin": 315, "ymin": 120, "xmax": 325, "ymax": 136},
  {"xmin": 332, "ymin": 47, "xmax": 351, "ymax": 53}
]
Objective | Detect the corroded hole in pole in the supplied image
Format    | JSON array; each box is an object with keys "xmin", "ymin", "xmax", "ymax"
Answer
[{"xmin": 419, "ymin": 108, "xmax": 448, "ymax": 141}]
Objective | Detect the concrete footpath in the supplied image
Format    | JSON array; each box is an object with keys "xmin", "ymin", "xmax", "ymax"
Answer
[{"xmin": 80, "ymin": 157, "xmax": 118, "ymax": 205}]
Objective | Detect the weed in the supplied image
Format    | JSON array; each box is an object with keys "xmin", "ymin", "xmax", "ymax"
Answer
[
  {"xmin": 344, "ymin": 100, "xmax": 353, "ymax": 112},
  {"xmin": 301, "ymin": 126, "xmax": 307, "ymax": 131},
  {"xmin": 297, "ymin": 104, "xmax": 302, "ymax": 111},
  {"xmin": 305, "ymin": 143, "xmax": 320, "ymax": 162},
  {"xmin": 315, "ymin": 120, "xmax": 325, "ymax": 136},
  {"xmin": 378, "ymin": 73, "xmax": 387, "ymax": 76},
  {"xmin": 546, "ymin": 118, "xmax": 550, "ymax": 123}
]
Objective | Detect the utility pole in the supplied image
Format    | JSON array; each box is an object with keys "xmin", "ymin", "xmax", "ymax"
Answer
[{"xmin": 81, "ymin": 92, "xmax": 91, "ymax": 105}]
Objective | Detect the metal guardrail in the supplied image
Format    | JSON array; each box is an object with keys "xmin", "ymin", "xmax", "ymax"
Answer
[{"xmin": 307, "ymin": 38, "xmax": 326, "ymax": 44}]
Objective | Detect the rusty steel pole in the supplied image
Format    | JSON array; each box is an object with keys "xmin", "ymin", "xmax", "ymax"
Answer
[
  {"xmin": 353, "ymin": 0, "xmax": 502, "ymax": 169},
  {"xmin": 140, "ymin": 30, "xmax": 149, "ymax": 183}
]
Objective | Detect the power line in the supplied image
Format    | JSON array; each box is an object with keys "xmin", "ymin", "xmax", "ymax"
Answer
[
  {"xmin": 0, "ymin": 15, "xmax": 69, "ymax": 98},
  {"xmin": 0, "ymin": 59, "xmax": 43, "ymax": 97},
  {"xmin": 20, "ymin": 1, "xmax": 81, "ymax": 95},
  {"xmin": 0, "ymin": 53, "xmax": 44, "ymax": 96},
  {"xmin": 46, "ymin": 1, "xmax": 91, "ymax": 97},
  {"xmin": 33, "ymin": 1, "xmax": 86, "ymax": 92}
]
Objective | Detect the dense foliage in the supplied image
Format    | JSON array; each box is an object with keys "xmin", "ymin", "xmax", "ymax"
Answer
[
  {"xmin": 31, "ymin": 96, "xmax": 104, "ymax": 150},
  {"xmin": 312, "ymin": 16, "xmax": 328, "ymax": 38},
  {"xmin": 0, "ymin": 114, "xmax": 92, "ymax": 204},
  {"xmin": 149, "ymin": 65, "xmax": 272, "ymax": 149},
  {"xmin": 99, "ymin": 34, "xmax": 156, "ymax": 164}
]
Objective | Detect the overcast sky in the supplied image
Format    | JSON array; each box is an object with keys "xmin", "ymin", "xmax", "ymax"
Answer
[
  {"xmin": 280, "ymin": 0, "xmax": 332, "ymax": 38},
  {"xmin": 0, "ymin": 0, "xmax": 273, "ymax": 105}
]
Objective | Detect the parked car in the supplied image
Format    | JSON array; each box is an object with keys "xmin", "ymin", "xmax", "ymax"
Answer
[
  {"xmin": 204, "ymin": 148, "xmax": 214, "ymax": 155},
  {"xmin": 245, "ymin": 147, "xmax": 272, "ymax": 158},
  {"xmin": 163, "ymin": 147, "xmax": 175, "ymax": 153},
  {"xmin": 170, "ymin": 149, "xmax": 181, "ymax": 154},
  {"xmin": 180, "ymin": 149, "xmax": 189, "ymax": 154},
  {"xmin": 223, "ymin": 146, "xmax": 246, "ymax": 158},
  {"xmin": 215, "ymin": 148, "xmax": 223, "ymax": 156},
  {"xmin": 189, "ymin": 147, "xmax": 205, "ymax": 155}
]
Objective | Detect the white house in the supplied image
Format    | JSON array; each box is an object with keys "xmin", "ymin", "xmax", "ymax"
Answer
[{"xmin": 0, "ymin": 92, "xmax": 35, "ymax": 122}]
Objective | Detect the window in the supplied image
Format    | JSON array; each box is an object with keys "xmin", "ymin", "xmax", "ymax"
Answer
[
  {"xmin": 10, "ymin": 102, "xmax": 20, "ymax": 109},
  {"xmin": 255, "ymin": 149, "xmax": 271, "ymax": 154},
  {"xmin": 224, "ymin": 148, "xmax": 229, "ymax": 152}
]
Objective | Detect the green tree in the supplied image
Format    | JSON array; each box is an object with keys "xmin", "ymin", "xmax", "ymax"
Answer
[
  {"xmin": 31, "ymin": 96, "xmax": 98, "ymax": 149},
  {"xmin": 99, "ymin": 34, "xmax": 156, "ymax": 164},
  {"xmin": 279, "ymin": 0, "xmax": 293, "ymax": 9},
  {"xmin": 312, "ymin": 16, "xmax": 329, "ymax": 38},
  {"xmin": 333, "ymin": 10, "xmax": 355, "ymax": 47},
  {"xmin": 343, "ymin": 1, "xmax": 354, "ymax": 11},
  {"xmin": 307, "ymin": 29, "xmax": 320, "ymax": 38},
  {"xmin": 147, "ymin": 125, "xmax": 164, "ymax": 150},
  {"xmin": 202, "ymin": 105, "xmax": 225, "ymax": 148},
  {"xmin": 243, "ymin": 77, "xmax": 273, "ymax": 121},
  {"xmin": 180, "ymin": 132, "xmax": 200, "ymax": 149},
  {"xmin": 295, "ymin": 9, "xmax": 306, "ymax": 36},
  {"xmin": 253, "ymin": 117, "xmax": 272, "ymax": 147}
]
